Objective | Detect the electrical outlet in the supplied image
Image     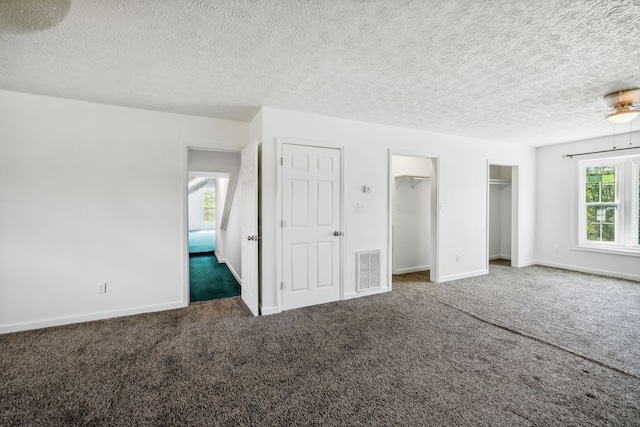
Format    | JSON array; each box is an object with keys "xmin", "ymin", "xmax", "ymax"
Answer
[
  {"xmin": 97, "ymin": 282, "xmax": 107, "ymax": 294},
  {"xmin": 456, "ymin": 255, "xmax": 461, "ymax": 262}
]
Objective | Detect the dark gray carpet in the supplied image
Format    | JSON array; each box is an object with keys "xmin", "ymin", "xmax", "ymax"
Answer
[{"xmin": 1, "ymin": 266, "xmax": 639, "ymax": 426}]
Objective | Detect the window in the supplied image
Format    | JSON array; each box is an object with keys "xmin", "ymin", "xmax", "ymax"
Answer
[
  {"xmin": 578, "ymin": 156, "xmax": 640, "ymax": 253},
  {"xmin": 203, "ymin": 191, "xmax": 215, "ymax": 222},
  {"xmin": 584, "ymin": 166, "xmax": 617, "ymax": 242}
]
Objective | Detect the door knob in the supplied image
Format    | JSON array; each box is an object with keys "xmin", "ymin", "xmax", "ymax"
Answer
[
  {"xmin": 333, "ymin": 231, "xmax": 343, "ymax": 236},
  {"xmin": 247, "ymin": 235, "xmax": 262, "ymax": 241},
  {"xmin": 247, "ymin": 235, "xmax": 254, "ymax": 241}
]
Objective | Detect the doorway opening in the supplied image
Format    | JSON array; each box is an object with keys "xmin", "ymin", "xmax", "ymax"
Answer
[
  {"xmin": 186, "ymin": 148, "xmax": 243, "ymax": 304},
  {"xmin": 188, "ymin": 177, "xmax": 217, "ymax": 255},
  {"xmin": 188, "ymin": 172, "xmax": 239, "ymax": 302},
  {"xmin": 389, "ymin": 152, "xmax": 439, "ymax": 285},
  {"xmin": 487, "ymin": 163, "xmax": 519, "ymax": 268}
]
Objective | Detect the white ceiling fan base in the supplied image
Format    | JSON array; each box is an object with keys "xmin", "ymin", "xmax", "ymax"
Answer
[{"xmin": 604, "ymin": 89, "xmax": 640, "ymax": 108}]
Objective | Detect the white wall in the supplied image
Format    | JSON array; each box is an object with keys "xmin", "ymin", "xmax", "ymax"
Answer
[
  {"xmin": 188, "ymin": 184, "xmax": 216, "ymax": 231},
  {"xmin": 257, "ymin": 107, "xmax": 536, "ymax": 315},
  {"xmin": 392, "ymin": 156, "xmax": 431, "ymax": 273},
  {"xmin": 535, "ymin": 133, "xmax": 640, "ymax": 280},
  {"xmin": 214, "ymin": 177, "xmax": 228, "ymax": 255},
  {"xmin": 218, "ymin": 178, "xmax": 243, "ymax": 281},
  {"xmin": 0, "ymin": 90, "xmax": 540, "ymax": 331},
  {"xmin": 0, "ymin": 90, "xmax": 248, "ymax": 333}
]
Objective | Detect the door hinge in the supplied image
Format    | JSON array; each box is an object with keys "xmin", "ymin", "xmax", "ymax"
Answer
[
  {"xmin": 281, "ymin": 220, "xmax": 284, "ymax": 228},
  {"xmin": 280, "ymin": 282, "xmax": 284, "ymax": 290},
  {"xmin": 280, "ymin": 157, "xmax": 283, "ymax": 166}
]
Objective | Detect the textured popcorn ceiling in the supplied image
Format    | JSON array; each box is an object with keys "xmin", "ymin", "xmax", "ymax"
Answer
[{"xmin": 1, "ymin": 0, "xmax": 639, "ymax": 146}]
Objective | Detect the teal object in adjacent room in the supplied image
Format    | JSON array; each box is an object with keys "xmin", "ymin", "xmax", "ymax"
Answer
[{"xmin": 188, "ymin": 229, "xmax": 216, "ymax": 253}]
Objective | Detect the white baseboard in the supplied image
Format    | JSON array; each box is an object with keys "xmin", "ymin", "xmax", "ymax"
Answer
[
  {"xmin": 260, "ymin": 305, "xmax": 280, "ymax": 315},
  {"xmin": 489, "ymin": 254, "xmax": 511, "ymax": 260},
  {"xmin": 533, "ymin": 261, "xmax": 640, "ymax": 282},
  {"xmin": 393, "ymin": 265, "xmax": 430, "ymax": 274},
  {"xmin": 0, "ymin": 301, "xmax": 185, "ymax": 335},
  {"xmin": 438, "ymin": 269, "xmax": 488, "ymax": 283},
  {"xmin": 343, "ymin": 286, "xmax": 390, "ymax": 300},
  {"xmin": 215, "ymin": 253, "xmax": 242, "ymax": 286},
  {"xmin": 515, "ymin": 260, "xmax": 537, "ymax": 267}
]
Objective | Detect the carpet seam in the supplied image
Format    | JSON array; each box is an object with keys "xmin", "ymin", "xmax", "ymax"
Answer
[{"xmin": 438, "ymin": 301, "xmax": 640, "ymax": 382}]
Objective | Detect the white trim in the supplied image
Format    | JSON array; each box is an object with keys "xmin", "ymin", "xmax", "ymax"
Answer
[
  {"xmin": 534, "ymin": 261, "xmax": 640, "ymax": 282},
  {"xmin": 393, "ymin": 265, "xmax": 430, "ymax": 274},
  {"xmin": 439, "ymin": 269, "xmax": 488, "ymax": 283},
  {"xmin": 260, "ymin": 305, "xmax": 280, "ymax": 315},
  {"xmin": 488, "ymin": 254, "xmax": 511, "ymax": 260},
  {"xmin": 570, "ymin": 246, "xmax": 640, "ymax": 258},
  {"xmin": 0, "ymin": 301, "xmax": 185, "ymax": 335},
  {"xmin": 215, "ymin": 253, "xmax": 243, "ymax": 285},
  {"xmin": 183, "ymin": 146, "xmax": 190, "ymax": 307},
  {"xmin": 515, "ymin": 260, "xmax": 537, "ymax": 267},
  {"xmin": 275, "ymin": 141, "xmax": 283, "ymax": 313},
  {"xmin": 634, "ymin": 162, "xmax": 640, "ymax": 247}
]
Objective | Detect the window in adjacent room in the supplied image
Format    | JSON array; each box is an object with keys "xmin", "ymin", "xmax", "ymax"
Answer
[
  {"xmin": 578, "ymin": 156, "xmax": 640, "ymax": 253},
  {"xmin": 203, "ymin": 191, "xmax": 215, "ymax": 222}
]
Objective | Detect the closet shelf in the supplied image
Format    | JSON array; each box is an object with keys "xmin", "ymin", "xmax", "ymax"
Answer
[{"xmin": 396, "ymin": 175, "xmax": 430, "ymax": 188}]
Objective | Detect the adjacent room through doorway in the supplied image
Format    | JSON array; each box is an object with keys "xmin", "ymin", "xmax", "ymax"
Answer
[{"xmin": 187, "ymin": 171, "xmax": 240, "ymax": 302}]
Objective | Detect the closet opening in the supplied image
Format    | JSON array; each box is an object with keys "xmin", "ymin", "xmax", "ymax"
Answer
[
  {"xmin": 487, "ymin": 163, "xmax": 519, "ymax": 268},
  {"xmin": 389, "ymin": 153, "xmax": 439, "ymax": 285}
]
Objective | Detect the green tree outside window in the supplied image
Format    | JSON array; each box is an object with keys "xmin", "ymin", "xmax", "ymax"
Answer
[
  {"xmin": 203, "ymin": 192, "xmax": 215, "ymax": 222},
  {"xmin": 585, "ymin": 166, "xmax": 616, "ymax": 242}
]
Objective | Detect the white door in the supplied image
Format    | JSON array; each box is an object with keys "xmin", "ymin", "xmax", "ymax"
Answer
[
  {"xmin": 240, "ymin": 141, "xmax": 259, "ymax": 316},
  {"xmin": 282, "ymin": 144, "xmax": 341, "ymax": 310}
]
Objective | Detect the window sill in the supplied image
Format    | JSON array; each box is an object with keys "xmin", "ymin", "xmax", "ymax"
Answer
[{"xmin": 572, "ymin": 246, "xmax": 640, "ymax": 257}]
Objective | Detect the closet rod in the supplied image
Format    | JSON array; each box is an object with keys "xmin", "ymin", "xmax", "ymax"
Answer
[{"xmin": 563, "ymin": 145, "xmax": 640, "ymax": 159}]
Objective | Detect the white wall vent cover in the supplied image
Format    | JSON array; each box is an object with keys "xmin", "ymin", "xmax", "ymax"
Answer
[{"xmin": 357, "ymin": 250, "xmax": 381, "ymax": 292}]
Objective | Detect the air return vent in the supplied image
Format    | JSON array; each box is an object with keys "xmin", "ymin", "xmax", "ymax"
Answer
[{"xmin": 357, "ymin": 250, "xmax": 381, "ymax": 292}]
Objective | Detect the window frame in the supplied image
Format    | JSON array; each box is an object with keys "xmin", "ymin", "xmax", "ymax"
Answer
[
  {"xmin": 633, "ymin": 162, "xmax": 640, "ymax": 247},
  {"xmin": 203, "ymin": 191, "xmax": 215, "ymax": 223},
  {"xmin": 576, "ymin": 156, "xmax": 640, "ymax": 255}
]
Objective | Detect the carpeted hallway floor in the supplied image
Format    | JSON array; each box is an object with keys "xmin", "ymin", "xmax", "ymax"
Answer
[
  {"xmin": 1, "ymin": 265, "xmax": 639, "ymax": 426},
  {"xmin": 188, "ymin": 229, "xmax": 239, "ymax": 302},
  {"xmin": 188, "ymin": 229, "xmax": 216, "ymax": 254},
  {"xmin": 189, "ymin": 254, "xmax": 240, "ymax": 302}
]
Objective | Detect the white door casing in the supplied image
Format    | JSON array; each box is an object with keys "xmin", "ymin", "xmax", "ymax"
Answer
[
  {"xmin": 241, "ymin": 141, "xmax": 259, "ymax": 316},
  {"xmin": 282, "ymin": 144, "xmax": 342, "ymax": 310},
  {"xmin": 388, "ymin": 150, "xmax": 440, "ymax": 285}
]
